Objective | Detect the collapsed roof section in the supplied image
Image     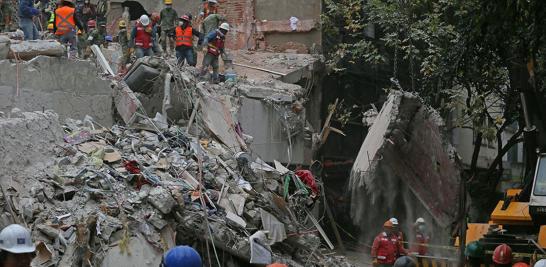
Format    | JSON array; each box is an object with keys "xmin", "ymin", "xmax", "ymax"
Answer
[{"xmin": 349, "ymin": 91, "xmax": 461, "ymax": 243}]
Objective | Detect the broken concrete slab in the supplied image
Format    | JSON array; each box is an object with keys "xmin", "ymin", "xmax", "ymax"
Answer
[
  {"xmin": 349, "ymin": 91, "xmax": 460, "ymax": 243},
  {"xmin": 8, "ymin": 40, "xmax": 64, "ymax": 60},
  {"xmin": 100, "ymin": 235, "xmax": 162, "ymax": 267},
  {"xmin": 147, "ymin": 187, "xmax": 176, "ymax": 214},
  {"xmin": 0, "ymin": 56, "xmax": 113, "ymax": 126}
]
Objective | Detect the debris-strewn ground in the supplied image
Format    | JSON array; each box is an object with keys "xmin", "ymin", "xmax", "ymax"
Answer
[{"xmin": 0, "ymin": 52, "xmax": 352, "ymax": 266}]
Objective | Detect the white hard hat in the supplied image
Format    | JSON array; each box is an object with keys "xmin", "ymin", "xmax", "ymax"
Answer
[
  {"xmin": 0, "ymin": 224, "xmax": 36, "ymax": 254},
  {"xmin": 208, "ymin": 0, "xmax": 218, "ymax": 3},
  {"xmin": 416, "ymin": 217, "xmax": 425, "ymax": 224},
  {"xmin": 389, "ymin": 217, "xmax": 399, "ymax": 225},
  {"xmin": 140, "ymin": 14, "xmax": 150, "ymax": 26},
  {"xmin": 535, "ymin": 259, "xmax": 546, "ymax": 267},
  {"xmin": 219, "ymin": 22, "xmax": 230, "ymax": 31}
]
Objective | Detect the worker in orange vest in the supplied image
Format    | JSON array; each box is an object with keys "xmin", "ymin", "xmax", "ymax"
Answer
[
  {"xmin": 175, "ymin": 15, "xmax": 202, "ymax": 66},
  {"xmin": 54, "ymin": 0, "xmax": 83, "ymax": 53}
]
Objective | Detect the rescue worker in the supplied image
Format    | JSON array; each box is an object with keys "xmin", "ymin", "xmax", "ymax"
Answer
[
  {"xmin": 159, "ymin": 0, "xmax": 177, "ymax": 56},
  {"xmin": 83, "ymin": 19, "xmax": 95, "ymax": 57},
  {"xmin": 0, "ymin": 0, "xmax": 14, "ymax": 32},
  {"xmin": 202, "ymin": 12, "xmax": 225, "ymax": 36},
  {"xmin": 464, "ymin": 241, "xmax": 484, "ymax": 267},
  {"xmin": 410, "ymin": 217, "xmax": 429, "ymax": 255},
  {"xmin": 18, "ymin": 0, "xmax": 40, "ymax": 40},
  {"xmin": 77, "ymin": 29, "xmax": 87, "ymax": 58},
  {"xmin": 117, "ymin": 20, "xmax": 130, "ymax": 73},
  {"xmin": 200, "ymin": 0, "xmax": 218, "ymax": 19},
  {"xmin": 390, "ymin": 217, "xmax": 405, "ymax": 248},
  {"xmin": 160, "ymin": 245, "xmax": 201, "ymax": 267},
  {"xmin": 150, "ymin": 12, "xmax": 161, "ymax": 54},
  {"xmin": 131, "ymin": 14, "xmax": 154, "ymax": 58},
  {"xmin": 200, "ymin": 22, "xmax": 229, "ymax": 82},
  {"xmin": 0, "ymin": 224, "xmax": 36, "ymax": 267},
  {"xmin": 371, "ymin": 220, "xmax": 407, "ymax": 267},
  {"xmin": 534, "ymin": 259, "xmax": 546, "ymax": 267},
  {"xmin": 80, "ymin": 0, "xmax": 95, "ymax": 31},
  {"xmin": 87, "ymin": 20, "xmax": 106, "ymax": 47},
  {"xmin": 54, "ymin": 0, "xmax": 83, "ymax": 55},
  {"xmin": 175, "ymin": 15, "xmax": 202, "ymax": 66},
  {"xmin": 492, "ymin": 243, "xmax": 512, "ymax": 267}
]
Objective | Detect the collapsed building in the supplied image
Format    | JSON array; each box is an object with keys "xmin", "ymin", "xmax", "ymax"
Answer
[
  {"xmin": 349, "ymin": 91, "xmax": 461, "ymax": 252},
  {"xmin": 0, "ymin": 31, "xmax": 353, "ymax": 266}
]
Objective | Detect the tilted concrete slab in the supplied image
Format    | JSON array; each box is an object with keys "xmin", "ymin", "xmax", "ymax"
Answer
[{"xmin": 349, "ymin": 91, "xmax": 460, "ymax": 244}]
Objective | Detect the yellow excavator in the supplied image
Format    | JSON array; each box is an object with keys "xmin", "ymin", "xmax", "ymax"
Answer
[{"xmin": 463, "ymin": 92, "xmax": 546, "ymax": 261}]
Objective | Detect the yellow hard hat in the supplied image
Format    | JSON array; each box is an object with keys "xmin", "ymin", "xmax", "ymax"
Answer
[
  {"xmin": 164, "ymin": 0, "xmax": 172, "ymax": 4},
  {"xmin": 47, "ymin": 23, "xmax": 54, "ymax": 30},
  {"xmin": 118, "ymin": 20, "xmax": 126, "ymax": 28}
]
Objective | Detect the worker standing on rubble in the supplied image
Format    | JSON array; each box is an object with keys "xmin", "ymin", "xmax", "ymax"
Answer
[
  {"xmin": 131, "ymin": 14, "xmax": 155, "ymax": 58},
  {"xmin": 492, "ymin": 244, "xmax": 512, "ymax": 267},
  {"xmin": 200, "ymin": 0, "xmax": 218, "ymax": 19},
  {"xmin": 160, "ymin": 245, "xmax": 202, "ymax": 267},
  {"xmin": 54, "ymin": 0, "xmax": 83, "ymax": 55},
  {"xmin": 80, "ymin": 0, "xmax": 95, "ymax": 32},
  {"xmin": 87, "ymin": 20, "xmax": 106, "ymax": 47},
  {"xmin": 0, "ymin": 224, "xmax": 36, "ymax": 267},
  {"xmin": 150, "ymin": 12, "xmax": 162, "ymax": 55},
  {"xmin": 77, "ymin": 29, "xmax": 87, "ymax": 57},
  {"xmin": 200, "ymin": 22, "xmax": 229, "ymax": 82},
  {"xmin": 0, "ymin": 0, "xmax": 14, "ymax": 32},
  {"xmin": 410, "ymin": 218, "xmax": 430, "ymax": 255},
  {"xmin": 202, "ymin": 12, "xmax": 225, "ymax": 36},
  {"xmin": 175, "ymin": 15, "xmax": 202, "ymax": 66},
  {"xmin": 159, "ymin": 0, "xmax": 177, "ymax": 57},
  {"xmin": 18, "ymin": 0, "xmax": 40, "ymax": 40},
  {"xmin": 117, "ymin": 20, "xmax": 130, "ymax": 73},
  {"xmin": 371, "ymin": 220, "xmax": 407, "ymax": 267}
]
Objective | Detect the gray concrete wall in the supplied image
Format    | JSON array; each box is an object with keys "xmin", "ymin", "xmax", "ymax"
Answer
[
  {"xmin": 255, "ymin": 0, "xmax": 321, "ymax": 49},
  {"xmin": 238, "ymin": 97, "xmax": 308, "ymax": 165},
  {"xmin": 0, "ymin": 56, "xmax": 114, "ymax": 126}
]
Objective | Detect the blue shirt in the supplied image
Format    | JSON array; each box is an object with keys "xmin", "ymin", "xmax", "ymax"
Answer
[{"xmin": 19, "ymin": 0, "xmax": 39, "ymax": 19}]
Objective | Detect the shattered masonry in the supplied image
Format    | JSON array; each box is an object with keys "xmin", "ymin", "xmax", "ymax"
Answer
[{"xmin": 0, "ymin": 43, "xmax": 352, "ymax": 265}]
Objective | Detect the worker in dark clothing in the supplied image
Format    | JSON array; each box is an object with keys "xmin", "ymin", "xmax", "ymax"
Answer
[
  {"xmin": 18, "ymin": 0, "xmax": 40, "ymax": 40},
  {"xmin": 159, "ymin": 0, "xmax": 177, "ymax": 56}
]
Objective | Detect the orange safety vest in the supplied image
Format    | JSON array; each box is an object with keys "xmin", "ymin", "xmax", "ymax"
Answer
[
  {"xmin": 55, "ymin": 6, "xmax": 76, "ymax": 36},
  {"xmin": 175, "ymin": 26, "xmax": 193, "ymax": 47}
]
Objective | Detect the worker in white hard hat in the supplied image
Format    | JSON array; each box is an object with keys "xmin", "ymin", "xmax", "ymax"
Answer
[
  {"xmin": 200, "ymin": 22, "xmax": 229, "ymax": 83},
  {"xmin": 410, "ymin": 217, "xmax": 430, "ymax": 255},
  {"xmin": 131, "ymin": 14, "xmax": 155, "ymax": 58},
  {"xmin": 0, "ymin": 224, "xmax": 36, "ymax": 267},
  {"xmin": 389, "ymin": 217, "xmax": 406, "ymax": 249}
]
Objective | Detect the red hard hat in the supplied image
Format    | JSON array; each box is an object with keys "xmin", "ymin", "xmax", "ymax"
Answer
[
  {"xmin": 513, "ymin": 262, "xmax": 530, "ymax": 267},
  {"xmin": 493, "ymin": 244, "xmax": 512, "ymax": 265},
  {"xmin": 180, "ymin": 15, "xmax": 190, "ymax": 21},
  {"xmin": 87, "ymin": 20, "xmax": 96, "ymax": 28}
]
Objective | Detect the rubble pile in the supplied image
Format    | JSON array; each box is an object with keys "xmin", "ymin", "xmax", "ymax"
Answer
[{"xmin": 1, "ymin": 110, "xmax": 351, "ymax": 266}]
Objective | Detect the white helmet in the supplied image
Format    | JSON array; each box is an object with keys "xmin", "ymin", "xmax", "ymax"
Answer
[
  {"xmin": 0, "ymin": 224, "xmax": 36, "ymax": 254},
  {"xmin": 140, "ymin": 14, "xmax": 150, "ymax": 26},
  {"xmin": 219, "ymin": 22, "xmax": 230, "ymax": 31},
  {"xmin": 535, "ymin": 259, "xmax": 546, "ymax": 267},
  {"xmin": 389, "ymin": 217, "xmax": 399, "ymax": 225},
  {"xmin": 415, "ymin": 217, "xmax": 425, "ymax": 224},
  {"xmin": 208, "ymin": 0, "xmax": 218, "ymax": 3}
]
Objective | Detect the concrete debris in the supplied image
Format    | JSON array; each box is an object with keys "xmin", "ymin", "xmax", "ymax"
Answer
[
  {"xmin": 349, "ymin": 91, "xmax": 460, "ymax": 244},
  {"xmin": 8, "ymin": 40, "xmax": 64, "ymax": 60},
  {"xmin": 0, "ymin": 109, "xmax": 351, "ymax": 266}
]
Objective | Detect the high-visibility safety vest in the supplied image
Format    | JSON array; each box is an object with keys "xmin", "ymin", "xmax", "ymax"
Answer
[
  {"xmin": 207, "ymin": 30, "xmax": 224, "ymax": 56},
  {"xmin": 134, "ymin": 24, "xmax": 153, "ymax": 49},
  {"xmin": 55, "ymin": 6, "xmax": 76, "ymax": 36},
  {"xmin": 175, "ymin": 26, "xmax": 193, "ymax": 47}
]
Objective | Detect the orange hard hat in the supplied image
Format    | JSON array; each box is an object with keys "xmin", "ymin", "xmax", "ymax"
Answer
[
  {"xmin": 512, "ymin": 262, "xmax": 529, "ymax": 267},
  {"xmin": 267, "ymin": 264, "xmax": 288, "ymax": 267},
  {"xmin": 384, "ymin": 220, "xmax": 393, "ymax": 228},
  {"xmin": 492, "ymin": 244, "xmax": 512, "ymax": 265}
]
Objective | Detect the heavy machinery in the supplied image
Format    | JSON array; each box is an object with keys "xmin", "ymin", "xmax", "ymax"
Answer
[{"xmin": 463, "ymin": 91, "xmax": 546, "ymax": 262}]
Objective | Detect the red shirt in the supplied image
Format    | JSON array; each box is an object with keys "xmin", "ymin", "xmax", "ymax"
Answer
[
  {"xmin": 134, "ymin": 23, "xmax": 153, "ymax": 49},
  {"xmin": 371, "ymin": 232, "xmax": 407, "ymax": 264},
  {"xmin": 410, "ymin": 232, "xmax": 430, "ymax": 255}
]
